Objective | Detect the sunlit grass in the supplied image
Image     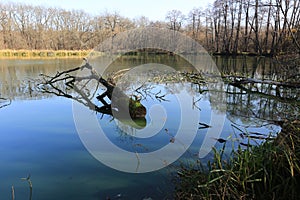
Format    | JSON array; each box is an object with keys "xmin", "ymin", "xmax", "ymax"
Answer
[
  {"xmin": 175, "ymin": 121, "xmax": 300, "ymax": 200},
  {"xmin": 0, "ymin": 50, "xmax": 90, "ymax": 59}
]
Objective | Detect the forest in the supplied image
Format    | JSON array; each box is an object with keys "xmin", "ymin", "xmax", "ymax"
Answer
[
  {"xmin": 0, "ymin": 1, "xmax": 300, "ymax": 199},
  {"xmin": 0, "ymin": 0, "xmax": 300, "ymax": 55}
]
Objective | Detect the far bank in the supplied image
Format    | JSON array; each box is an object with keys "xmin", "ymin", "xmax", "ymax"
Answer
[{"xmin": 0, "ymin": 50, "xmax": 91, "ymax": 59}]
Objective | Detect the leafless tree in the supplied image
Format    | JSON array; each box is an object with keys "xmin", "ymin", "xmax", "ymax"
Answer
[
  {"xmin": 0, "ymin": 0, "xmax": 300, "ymax": 55},
  {"xmin": 165, "ymin": 9, "xmax": 185, "ymax": 31}
]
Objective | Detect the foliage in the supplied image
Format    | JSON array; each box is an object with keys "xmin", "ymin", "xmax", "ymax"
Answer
[{"xmin": 175, "ymin": 121, "xmax": 300, "ymax": 200}]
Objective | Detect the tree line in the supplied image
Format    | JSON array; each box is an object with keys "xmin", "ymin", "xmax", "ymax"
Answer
[{"xmin": 0, "ymin": 0, "xmax": 299, "ymax": 56}]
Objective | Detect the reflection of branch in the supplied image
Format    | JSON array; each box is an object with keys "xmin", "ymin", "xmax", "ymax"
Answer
[
  {"xmin": 227, "ymin": 76, "xmax": 300, "ymax": 88},
  {"xmin": 192, "ymin": 97, "xmax": 202, "ymax": 111},
  {"xmin": 227, "ymin": 82, "xmax": 299, "ymax": 104},
  {"xmin": 198, "ymin": 122, "xmax": 211, "ymax": 129},
  {"xmin": 154, "ymin": 90, "xmax": 169, "ymax": 102},
  {"xmin": 135, "ymin": 152, "xmax": 140, "ymax": 173},
  {"xmin": 11, "ymin": 185, "xmax": 15, "ymax": 200},
  {"xmin": 0, "ymin": 97, "xmax": 11, "ymax": 109},
  {"xmin": 21, "ymin": 174, "xmax": 32, "ymax": 200},
  {"xmin": 134, "ymin": 83, "xmax": 170, "ymax": 102}
]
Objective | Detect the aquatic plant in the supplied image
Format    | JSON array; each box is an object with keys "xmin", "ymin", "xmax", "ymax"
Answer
[{"xmin": 175, "ymin": 121, "xmax": 300, "ymax": 199}]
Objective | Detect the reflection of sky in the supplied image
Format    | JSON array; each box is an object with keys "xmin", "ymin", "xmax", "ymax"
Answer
[
  {"xmin": 0, "ymin": 97, "xmax": 171, "ymax": 199},
  {"xmin": 0, "ymin": 91, "xmax": 281, "ymax": 199},
  {"xmin": 0, "ymin": 55, "xmax": 290, "ymax": 198},
  {"xmin": 100, "ymin": 85, "xmax": 182, "ymax": 153},
  {"xmin": 97, "ymin": 81, "xmax": 281, "ymax": 162}
]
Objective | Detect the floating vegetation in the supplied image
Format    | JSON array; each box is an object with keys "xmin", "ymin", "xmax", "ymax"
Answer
[{"xmin": 106, "ymin": 69, "xmax": 207, "ymax": 85}]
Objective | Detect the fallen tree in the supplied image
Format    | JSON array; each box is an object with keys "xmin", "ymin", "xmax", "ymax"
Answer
[{"xmin": 39, "ymin": 59, "xmax": 147, "ymax": 128}]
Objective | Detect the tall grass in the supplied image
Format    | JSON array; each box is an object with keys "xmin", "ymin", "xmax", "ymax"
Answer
[{"xmin": 175, "ymin": 121, "xmax": 300, "ymax": 199}]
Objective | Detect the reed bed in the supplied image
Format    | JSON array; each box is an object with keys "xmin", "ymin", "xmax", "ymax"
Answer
[
  {"xmin": 175, "ymin": 121, "xmax": 300, "ymax": 200},
  {"xmin": 0, "ymin": 50, "xmax": 90, "ymax": 59}
]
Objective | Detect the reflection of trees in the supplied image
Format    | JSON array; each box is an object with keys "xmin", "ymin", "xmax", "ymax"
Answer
[
  {"xmin": 0, "ymin": 59, "xmax": 82, "ymax": 100},
  {"xmin": 226, "ymin": 84, "xmax": 299, "ymax": 125},
  {"xmin": 214, "ymin": 56, "xmax": 300, "ymax": 83},
  {"xmin": 220, "ymin": 56, "xmax": 300, "ymax": 125}
]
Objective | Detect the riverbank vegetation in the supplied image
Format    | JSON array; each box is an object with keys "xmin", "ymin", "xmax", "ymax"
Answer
[
  {"xmin": 1, "ymin": 0, "xmax": 300, "ymax": 56},
  {"xmin": 174, "ymin": 120, "xmax": 300, "ymax": 199},
  {"xmin": 0, "ymin": 49, "xmax": 90, "ymax": 58}
]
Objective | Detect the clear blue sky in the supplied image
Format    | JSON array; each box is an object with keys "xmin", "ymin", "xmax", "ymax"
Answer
[{"xmin": 4, "ymin": 0, "xmax": 214, "ymax": 21}]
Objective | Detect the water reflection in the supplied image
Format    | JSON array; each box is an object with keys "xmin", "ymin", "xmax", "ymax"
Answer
[
  {"xmin": 0, "ymin": 96, "xmax": 11, "ymax": 108},
  {"xmin": 36, "ymin": 55, "xmax": 294, "ymax": 154},
  {"xmin": 0, "ymin": 59, "xmax": 82, "ymax": 100},
  {"xmin": 214, "ymin": 56, "xmax": 300, "ymax": 125},
  {"xmin": 0, "ymin": 56, "xmax": 297, "ymax": 128},
  {"xmin": 0, "ymin": 56, "xmax": 297, "ymax": 133},
  {"xmin": 214, "ymin": 55, "xmax": 300, "ymax": 82},
  {"xmin": 0, "ymin": 55, "xmax": 298, "ymax": 198}
]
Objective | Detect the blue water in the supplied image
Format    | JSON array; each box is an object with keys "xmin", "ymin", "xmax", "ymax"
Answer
[
  {"xmin": 0, "ymin": 58, "xmax": 283, "ymax": 199},
  {"xmin": 0, "ymin": 95, "xmax": 280, "ymax": 199},
  {"xmin": 0, "ymin": 97, "xmax": 176, "ymax": 199}
]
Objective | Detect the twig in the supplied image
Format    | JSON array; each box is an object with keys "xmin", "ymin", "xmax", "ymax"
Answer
[
  {"xmin": 21, "ymin": 174, "xmax": 32, "ymax": 200},
  {"xmin": 11, "ymin": 185, "xmax": 15, "ymax": 200},
  {"xmin": 199, "ymin": 122, "xmax": 211, "ymax": 129},
  {"xmin": 135, "ymin": 152, "xmax": 140, "ymax": 172}
]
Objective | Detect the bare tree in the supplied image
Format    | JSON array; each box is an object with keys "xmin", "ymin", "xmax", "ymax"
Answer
[
  {"xmin": 0, "ymin": 0, "xmax": 300, "ymax": 55},
  {"xmin": 188, "ymin": 8, "xmax": 202, "ymax": 40},
  {"xmin": 133, "ymin": 16, "xmax": 150, "ymax": 28},
  {"xmin": 233, "ymin": 0, "xmax": 243, "ymax": 54},
  {"xmin": 165, "ymin": 9, "xmax": 185, "ymax": 31}
]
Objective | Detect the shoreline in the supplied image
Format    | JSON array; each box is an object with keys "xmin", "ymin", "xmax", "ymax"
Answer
[
  {"xmin": 0, "ymin": 49, "xmax": 282, "ymax": 59},
  {"xmin": 0, "ymin": 49, "xmax": 91, "ymax": 59}
]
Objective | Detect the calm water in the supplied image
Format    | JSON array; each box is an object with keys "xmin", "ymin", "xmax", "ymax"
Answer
[{"xmin": 0, "ymin": 56, "xmax": 297, "ymax": 199}]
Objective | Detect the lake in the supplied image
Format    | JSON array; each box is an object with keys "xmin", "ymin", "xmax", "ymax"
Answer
[{"xmin": 0, "ymin": 55, "xmax": 298, "ymax": 199}]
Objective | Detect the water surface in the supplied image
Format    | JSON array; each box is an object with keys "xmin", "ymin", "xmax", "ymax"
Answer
[{"xmin": 0, "ymin": 56, "xmax": 296, "ymax": 199}]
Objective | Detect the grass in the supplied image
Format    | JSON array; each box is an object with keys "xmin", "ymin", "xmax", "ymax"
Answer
[
  {"xmin": 0, "ymin": 49, "xmax": 90, "ymax": 59},
  {"xmin": 174, "ymin": 120, "xmax": 300, "ymax": 200}
]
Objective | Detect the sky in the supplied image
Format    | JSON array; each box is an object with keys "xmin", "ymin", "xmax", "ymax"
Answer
[{"xmin": 3, "ymin": 0, "xmax": 214, "ymax": 21}]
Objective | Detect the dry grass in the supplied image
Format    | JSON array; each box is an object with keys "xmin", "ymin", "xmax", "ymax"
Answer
[{"xmin": 0, "ymin": 49, "xmax": 91, "ymax": 59}]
